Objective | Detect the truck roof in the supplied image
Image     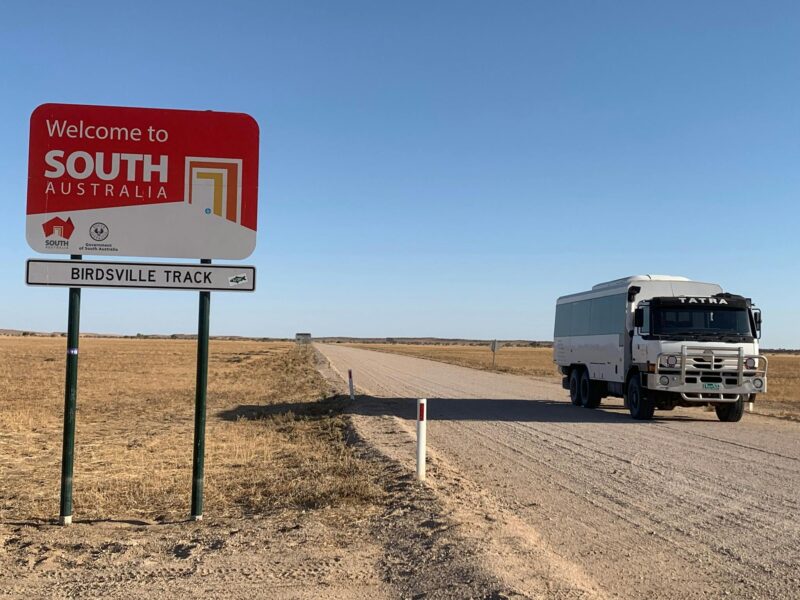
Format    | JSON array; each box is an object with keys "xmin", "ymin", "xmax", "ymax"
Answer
[
  {"xmin": 557, "ymin": 275, "xmax": 722, "ymax": 304},
  {"xmin": 591, "ymin": 275, "xmax": 691, "ymax": 291}
]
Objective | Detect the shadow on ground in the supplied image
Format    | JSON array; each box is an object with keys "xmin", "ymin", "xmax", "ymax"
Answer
[
  {"xmin": 350, "ymin": 397, "xmax": 716, "ymax": 424},
  {"xmin": 216, "ymin": 395, "xmax": 348, "ymax": 422},
  {"xmin": 220, "ymin": 396, "xmax": 714, "ymax": 424}
]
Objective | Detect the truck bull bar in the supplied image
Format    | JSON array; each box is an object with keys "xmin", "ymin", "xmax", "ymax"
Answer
[{"xmin": 655, "ymin": 346, "xmax": 768, "ymax": 403}]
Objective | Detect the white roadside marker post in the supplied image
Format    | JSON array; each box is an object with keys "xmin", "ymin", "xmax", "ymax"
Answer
[
  {"xmin": 348, "ymin": 369, "xmax": 355, "ymax": 401},
  {"xmin": 747, "ymin": 399, "xmax": 753, "ymax": 413},
  {"xmin": 416, "ymin": 398, "xmax": 427, "ymax": 481}
]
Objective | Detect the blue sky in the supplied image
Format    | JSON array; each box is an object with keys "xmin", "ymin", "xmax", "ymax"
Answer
[{"xmin": 1, "ymin": 1, "xmax": 798, "ymax": 346}]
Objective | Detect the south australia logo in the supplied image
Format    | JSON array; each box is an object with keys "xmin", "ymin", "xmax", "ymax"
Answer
[{"xmin": 42, "ymin": 216, "xmax": 74, "ymax": 248}]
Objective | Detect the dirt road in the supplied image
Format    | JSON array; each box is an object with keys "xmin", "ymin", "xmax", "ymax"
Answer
[{"xmin": 317, "ymin": 344, "xmax": 800, "ymax": 600}]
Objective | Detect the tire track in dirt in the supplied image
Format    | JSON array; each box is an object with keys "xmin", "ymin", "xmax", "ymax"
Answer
[{"xmin": 437, "ymin": 417, "xmax": 791, "ymax": 597}]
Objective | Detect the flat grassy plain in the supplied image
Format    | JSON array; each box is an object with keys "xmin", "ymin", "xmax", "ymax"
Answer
[
  {"xmin": 0, "ymin": 337, "xmax": 380, "ymax": 522},
  {"xmin": 347, "ymin": 343, "xmax": 560, "ymax": 380},
  {"xmin": 345, "ymin": 343, "xmax": 799, "ymax": 416},
  {"xmin": 0, "ymin": 337, "xmax": 506, "ymax": 599}
]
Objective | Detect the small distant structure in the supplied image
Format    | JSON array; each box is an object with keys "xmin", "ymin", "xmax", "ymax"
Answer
[
  {"xmin": 489, "ymin": 339, "xmax": 505, "ymax": 368},
  {"xmin": 295, "ymin": 333, "xmax": 312, "ymax": 345}
]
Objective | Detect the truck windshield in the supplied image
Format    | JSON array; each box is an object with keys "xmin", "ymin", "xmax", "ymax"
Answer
[{"xmin": 650, "ymin": 307, "xmax": 753, "ymax": 340}]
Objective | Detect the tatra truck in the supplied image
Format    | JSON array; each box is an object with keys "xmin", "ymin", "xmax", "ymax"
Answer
[{"xmin": 553, "ymin": 275, "xmax": 767, "ymax": 422}]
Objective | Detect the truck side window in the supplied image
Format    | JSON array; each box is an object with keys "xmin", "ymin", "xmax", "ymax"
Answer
[{"xmin": 642, "ymin": 307, "xmax": 650, "ymax": 334}]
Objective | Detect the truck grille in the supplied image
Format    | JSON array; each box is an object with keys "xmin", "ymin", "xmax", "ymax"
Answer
[{"xmin": 687, "ymin": 356, "xmax": 750, "ymax": 370}]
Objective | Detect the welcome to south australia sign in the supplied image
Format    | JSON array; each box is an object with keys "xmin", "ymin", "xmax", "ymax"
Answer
[{"xmin": 27, "ymin": 103, "xmax": 259, "ymax": 259}]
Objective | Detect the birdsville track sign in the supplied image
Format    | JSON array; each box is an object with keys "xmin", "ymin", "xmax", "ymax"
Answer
[
  {"xmin": 27, "ymin": 103, "xmax": 259, "ymax": 259},
  {"xmin": 27, "ymin": 259, "xmax": 256, "ymax": 292}
]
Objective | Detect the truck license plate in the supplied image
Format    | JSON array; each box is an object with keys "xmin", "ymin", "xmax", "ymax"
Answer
[{"xmin": 703, "ymin": 383, "xmax": 721, "ymax": 391}]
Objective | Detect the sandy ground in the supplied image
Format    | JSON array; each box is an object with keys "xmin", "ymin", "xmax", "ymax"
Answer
[
  {"xmin": 0, "ymin": 480, "xmax": 506, "ymax": 600},
  {"xmin": 0, "ymin": 514, "xmax": 390, "ymax": 600},
  {"xmin": 317, "ymin": 343, "xmax": 800, "ymax": 600}
]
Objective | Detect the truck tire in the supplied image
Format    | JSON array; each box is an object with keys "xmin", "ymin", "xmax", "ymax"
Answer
[
  {"xmin": 628, "ymin": 376, "xmax": 655, "ymax": 420},
  {"xmin": 715, "ymin": 396, "xmax": 745, "ymax": 422},
  {"xmin": 580, "ymin": 370, "xmax": 602, "ymax": 409},
  {"xmin": 569, "ymin": 369, "xmax": 581, "ymax": 406}
]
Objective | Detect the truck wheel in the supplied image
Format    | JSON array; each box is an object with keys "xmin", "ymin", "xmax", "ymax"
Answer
[
  {"xmin": 569, "ymin": 369, "xmax": 582, "ymax": 406},
  {"xmin": 628, "ymin": 377, "xmax": 654, "ymax": 420},
  {"xmin": 580, "ymin": 370, "xmax": 602, "ymax": 409},
  {"xmin": 715, "ymin": 397, "xmax": 745, "ymax": 422}
]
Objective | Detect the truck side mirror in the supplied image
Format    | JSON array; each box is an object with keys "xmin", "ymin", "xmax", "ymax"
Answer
[
  {"xmin": 634, "ymin": 308, "xmax": 644, "ymax": 328},
  {"xmin": 753, "ymin": 309, "xmax": 762, "ymax": 338}
]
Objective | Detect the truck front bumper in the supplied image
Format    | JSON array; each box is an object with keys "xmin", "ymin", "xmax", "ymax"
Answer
[{"xmin": 649, "ymin": 346, "xmax": 767, "ymax": 403}]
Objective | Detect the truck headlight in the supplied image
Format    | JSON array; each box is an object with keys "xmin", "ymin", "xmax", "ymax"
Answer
[
  {"xmin": 753, "ymin": 378, "xmax": 764, "ymax": 389},
  {"xmin": 745, "ymin": 357, "xmax": 756, "ymax": 370},
  {"xmin": 661, "ymin": 355, "xmax": 678, "ymax": 368},
  {"xmin": 659, "ymin": 375, "xmax": 670, "ymax": 386}
]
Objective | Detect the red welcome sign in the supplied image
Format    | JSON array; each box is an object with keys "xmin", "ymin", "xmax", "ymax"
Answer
[{"xmin": 27, "ymin": 103, "xmax": 259, "ymax": 259}]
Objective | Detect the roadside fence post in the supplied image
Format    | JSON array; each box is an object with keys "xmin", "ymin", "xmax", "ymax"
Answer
[
  {"xmin": 348, "ymin": 369, "xmax": 355, "ymax": 401},
  {"xmin": 416, "ymin": 398, "xmax": 427, "ymax": 481}
]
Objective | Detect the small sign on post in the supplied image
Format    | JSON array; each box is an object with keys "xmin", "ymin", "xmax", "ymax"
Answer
[{"xmin": 490, "ymin": 340, "xmax": 504, "ymax": 368}]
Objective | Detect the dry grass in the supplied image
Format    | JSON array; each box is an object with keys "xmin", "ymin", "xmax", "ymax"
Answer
[
  {"xmin": 346, "ymin": 343, "xmax": 799, "ymax": 411},
  {"xmin": 759, "ymin": 353, "xmax": 800, "ymax": 405},
  {"xmin": 0, "ymin": 337, "xmax": 381, "ymax": 522}
]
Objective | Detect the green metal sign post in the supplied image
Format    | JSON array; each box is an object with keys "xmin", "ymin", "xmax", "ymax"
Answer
[
  {"xmin": 53, "ymin": 256, "xmax": 232, "ymax": 525},
  {"xmin": 191, "ymin": 259, "xmax": 212, "ymax": 521},
  {"xmin": 59, "ymin": 255, "xmax": 81, "ymax": 526},
  {"xmin": 46, "ymin": 255, "xmax": 250, "ymax": 525}
]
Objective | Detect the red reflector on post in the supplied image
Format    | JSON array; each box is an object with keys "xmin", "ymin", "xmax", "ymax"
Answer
[{"xmin": 419, "ymin": 402, "xmax": 425, "ymax": 421}]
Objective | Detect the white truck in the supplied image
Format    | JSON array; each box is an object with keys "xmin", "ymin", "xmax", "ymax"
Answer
[{"xmin": 553, "ymin": 275, "xmax": 767, "ymax": 422}]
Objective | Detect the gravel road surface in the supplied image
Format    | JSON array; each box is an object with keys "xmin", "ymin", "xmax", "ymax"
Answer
[{"xmin": 317, "ymin": 344, "xmax": 800, "ymax": 600}]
